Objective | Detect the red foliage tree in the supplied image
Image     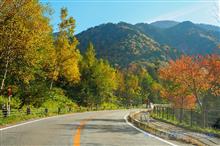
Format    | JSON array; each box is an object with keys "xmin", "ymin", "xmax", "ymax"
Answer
[{"xmin": 159, "ymin": 54, "xmax": 220, "ymax": 127}]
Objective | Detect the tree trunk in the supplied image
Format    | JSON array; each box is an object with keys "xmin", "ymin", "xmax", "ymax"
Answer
[
  {"xmin": 50, "ymin": 64, "xmax": 59, "ymax": 90},
  {"xmin": 1, "ymin": 58, "xmax": 9, "ymax": 93},
  {"xmin": 49, "ymin": 79, "xmax": 54, "ymax": 90},
  {"xmin": 192, "ymin": 79, "xmax": 202, "ymax": 110}
]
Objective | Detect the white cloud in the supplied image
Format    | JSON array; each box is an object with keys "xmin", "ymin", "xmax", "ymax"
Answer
[{"xmin": 148, "ymin": 4, "xmax": 207, "ymax": 23}]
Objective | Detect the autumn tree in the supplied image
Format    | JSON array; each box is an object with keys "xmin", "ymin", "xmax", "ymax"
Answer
[
  {"xmin": 200, "ymin": 55, "xmax": 220, "ymax": 96},
  {"xmin": 199, "ymin": 55, "xmax": 220, "ymax": 109},
  {"xmin": 159, "ymin": 55, "xmax": 220, "ymax": 111},
  {"xmin": 0, "ymin": 0, "xmax": 54, "ymax": 99},
  {"xmin": 50, "ymin": 8, "xmax": 81, "ymax": 89},
  {"xmin": 0, "ymin": 0, "xmax": 29, "ymax": 27}
]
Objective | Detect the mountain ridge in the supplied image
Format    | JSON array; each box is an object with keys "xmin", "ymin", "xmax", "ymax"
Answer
[{"xmin": 75, "ymin": 20, "xmax": 219, "ymax": 66}]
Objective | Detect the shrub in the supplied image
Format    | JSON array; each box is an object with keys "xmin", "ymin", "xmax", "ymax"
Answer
[
  {"xmin": 101, "ymin": 102, "xmax": 119, "ymax": 110},
  {"xmin": 0, "ymin": 96, "xmax": 7, "ymax": 107},
  {"xmin": 41, "ymin": 88, "xmax": 78, "ymax": 111}
]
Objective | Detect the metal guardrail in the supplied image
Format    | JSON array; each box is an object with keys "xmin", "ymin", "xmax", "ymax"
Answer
[
  {"xmin": 152, "ymin": 106, "xmax": 220, "ymax": 129},
  {"xmin": 128, "ymin": 110, "xmax": 208, "ymax": 146}
]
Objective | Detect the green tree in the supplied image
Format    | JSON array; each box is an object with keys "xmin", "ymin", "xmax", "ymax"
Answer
[
  {"xmin": 78, "ymin": 43, "xmax": 118, "ymax": 108},
  {"xmin": 84, "ymin": 42, "xmax": 96, "ymax": 68},
  {"xmin": 92, "ymin": 59, "xmax": 118, "ymax": 106},
  {"xmin": 125, "ymin": 73, "xmax": 141, "ymax": 106}
]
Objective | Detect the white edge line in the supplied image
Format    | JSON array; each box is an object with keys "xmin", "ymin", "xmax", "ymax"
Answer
[
  {"xmin": 124, "ymin": 113, "xmax": 178, "ymax": 146},
  {"xmin": 0, "ymin": 113, "xmax": 76, "ymax": 131},
  {"xmin": 0, "ymin": 110, "xmax": 115, "ymax": 131}
]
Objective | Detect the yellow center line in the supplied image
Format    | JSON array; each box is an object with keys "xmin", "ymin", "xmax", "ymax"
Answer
[
  {"xmin": 73, "ymin": 117, "xmax": 93, "ymax": 146},
  {"xmin": 73, "ymin": 111, "xmax": 112, "ymax": 146}
]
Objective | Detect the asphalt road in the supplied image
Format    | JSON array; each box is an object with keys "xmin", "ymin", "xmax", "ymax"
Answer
[{"xmin": 0, "ymin": 110, "xmax": 191, "ymax": 146}]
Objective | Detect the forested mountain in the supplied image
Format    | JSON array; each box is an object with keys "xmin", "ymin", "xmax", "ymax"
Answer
[
  {"xmin": 76, "ymin": 21, "xmax": 220, "ymax": 66},
  {"xmin": 76, "ymin": 22, "xmax": 179, "ymax": 66}
]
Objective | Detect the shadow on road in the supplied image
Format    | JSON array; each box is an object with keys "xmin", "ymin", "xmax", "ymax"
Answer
[
  {"xmin": 58, "ymin": 118, "xmax": 140, "ymax": 135},
  {"xmin": 89, "ymin": 118, "xmax": 125, "ymax": 123}
]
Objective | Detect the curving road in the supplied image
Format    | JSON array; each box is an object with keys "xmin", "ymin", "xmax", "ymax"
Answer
[{"xmin": 0, "ymin": 110, "xmax": 191, "ymax": 146}]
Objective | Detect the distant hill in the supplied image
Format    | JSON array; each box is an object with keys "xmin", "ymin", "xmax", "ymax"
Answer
[
  {"xmin": 164, "ymin": 21, "xmax": 220, "ymax": 54},
  {"xmin": 136, "ymin": 21, "xmax": 220, "ymax": 55},
  {"xmin": 150, "ymin": 20, "xmax": 220, "ymax": 32},
  {"xmin": 150, "ymin": 20, "xmax": 179, "ymax": 29},
  {"xmin": 197, "ymin": 23, "xmax": 220, "ymax": 32},
  {"xmin": 76, "ymin": 21, "xmax": 220, "ymax": 67}
]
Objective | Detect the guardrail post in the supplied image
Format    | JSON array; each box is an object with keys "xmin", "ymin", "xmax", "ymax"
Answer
[
  {"xmin": 202, "ymin": 109, "xmax": 207, "ymax": 128},
  {"xmin": 68, "ymin": 107, "xmax": 71, "ymax": 112},
  {"xmin": 179, "ymin": 108, "xmax": 183, "ymax": 123},
  {"xmin": 158, "ymin": 107, "xmax": 160, "ymax": 117},
  {"xmin": 206, "ymin": 110, "xmax": 208, "ymax": 127},
  {"xmin": 2, "ymin": 106, "xmax": 8, "ymax": 117},
  {"xmin": 166, "ymin": 107, "xmax": 169, "ymax": 119},
  {"xmin": 58, "ymin": 107, "xmax": 61, "ymax": 114},
  {"xmin": 26, "ymin": 107, "xmax": 31, "ymax": 115},
  {"xmin": 45, "ymin": 108, "xmax": 48, "ymax": 115},
  {"xmin": 190, "ymin": 109, "xmax": 193, "ymax": 127},
  {"xmin": 172, "ymin": 108, "xmax": 175, "ymax": 121}
]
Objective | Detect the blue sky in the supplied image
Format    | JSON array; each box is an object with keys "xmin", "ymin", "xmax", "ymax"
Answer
[{"xmin": 40, "ymin": 0, "xmax": 220, "ymax": 34}]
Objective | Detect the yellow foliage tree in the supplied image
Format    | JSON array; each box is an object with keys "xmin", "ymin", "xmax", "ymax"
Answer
[
  {"xmin": 0, "ymin": 0, "xmax": 54, "ymax": 92},
  {"xmin": 50, "ymin": 8, "xmax": 81, "ymax": 89}
]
